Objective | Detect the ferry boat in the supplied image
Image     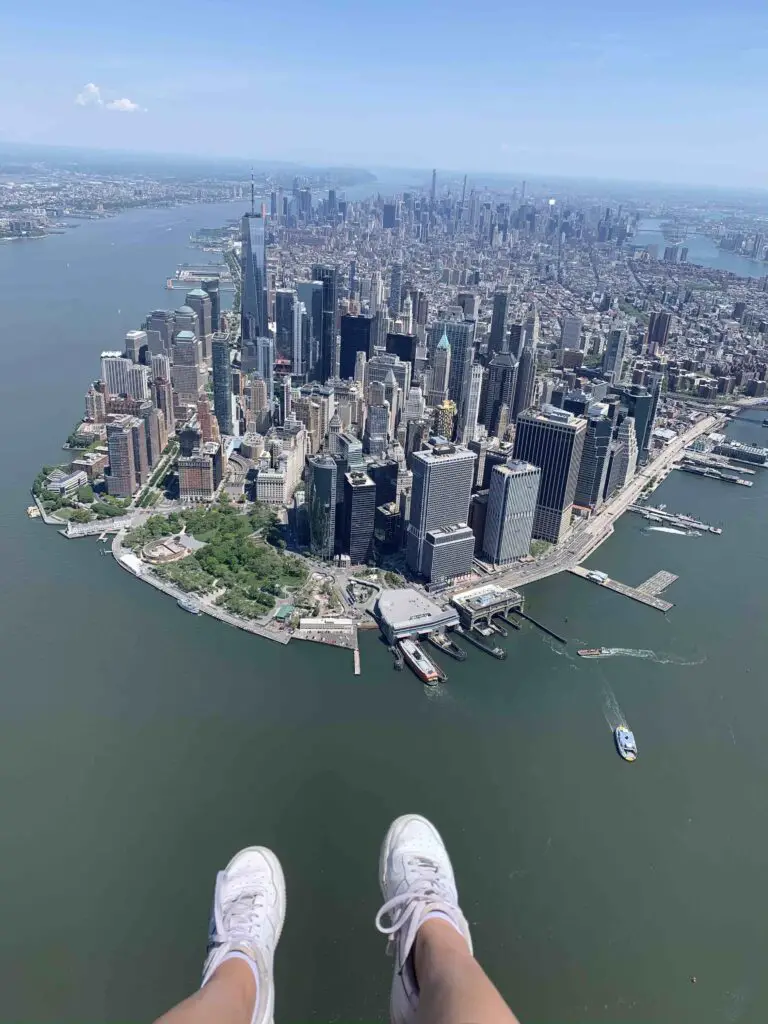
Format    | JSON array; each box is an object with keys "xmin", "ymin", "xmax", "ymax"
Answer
[
  {"xmin": 615, "ymin": 726, "xmax": 638, "ymax": 762},
  {"xmin": 577, "ymin": 648, "xmax": 605, "ymax": 658},
  {"xmin": 399, "ymin": 638, "xmax": 441, "ymax": 684},
  {"xmin": 177, "ymin": 597, "xmax": 201, "ymax": 615}
]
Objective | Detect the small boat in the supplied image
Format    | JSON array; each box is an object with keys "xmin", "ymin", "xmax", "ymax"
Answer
[
  {"xmin": 762, "ymin": 419, "xmax": 768, "ymax": 426},
  {"xmin": 177, "ymin": 597, "xmax": 201, "ymax": 615},
  {"xmin": 577, "ymin": 648, "xmax": 605, "ymax": 658},
  {"xmin": 166, "ymin": 278, "xmax": 175, "ymax": 289},
  {"xmin": 615, "ymin": 726, "xmax": 638, "ymax": 762},
  {"xmin": 428, "ymin": 631, "xmax": 467, "ymax": 661}
]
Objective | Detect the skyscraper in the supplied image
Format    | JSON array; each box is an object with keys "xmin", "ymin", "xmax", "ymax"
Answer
[
  {"xmin": 241, "ymin": 211, "xmax": 268, "ymax": 343},
  {"xmin": 106, "ymin": 419, "xmax": 137, "ymax": 497},
  {"xmin": 202, "ymin": 278, "xmax": 221, "ymax": 333},
  {"xmin": 185, "ymin": 289, "xmax": 213, "ymax": 360},
  {"xmin": 257, "ymin": 336, "xmax": 275, "ymax": 409},
  {"xmin": 275, "ymin": 289, "xmax": 300, "ymax": 364},
  {"xmin": 574, "ymin": 408, "xmax": 612, "ymax": 509},
  {"xmin": 513, "ymin": 407, "xmax": 586, "ymax": 543},
  {"xmin": 339, "ymin": 314, "xmax": 374, "ymax": 380},
  {"xmin": 602, "ymin": 328, "xmax": 627, "ymax": 382},
  {"xmin": 512, "ymin": 336, "xmax": 536, "ymax": 421},
  {"xmin": 427, "ymin": 331, "xmax": 451, "ymax": 406},
  {"xmin": 488, "ymin": 288, "xmax": 510, "ymax": 357},
  {"xmin": 342, "ymin": 471, "xmax": 377, "ymax": 563},
  {"xmin": 145, "ymin": 310, "xmax": 174, "ymax": 354},
  {"xmin": 100, "ymin": 352, "xmax": 132, "ymax": 396},
  {"xmin": 296, "ymin": 280, "xmax": 323, "ymax": 375},
  {"xmin": 646, "ymin": 311, "xmax": 672, "ymax": 356},
  {"xmin": 307, "ymin": 453, "xmax": 337, "ymax": 559},
  {"xmin": 606, "ymin": 416, "xmax": 638, "ymax": 498},
  {"xmin": 311, "ymin": 264, "xmax": 338, "ymax": 382},
  {"xmin": 212, "ymin": 334, "xmax": 233, "ymax": 435},
  {"xmin": 560, "ymin": 314, "xmax": 582, "ymax": 353},
  {"xmin": 482, "ymin": 460, "xmax": 540, "ymax": 564},
  {"xmin": 389, "ymin": 261, "xmax": 403, "ymax": 314},
  {"xmin": 406, "ymin": 443, "xmax": 476, "ymax": 577},
  {"xmin": 483, "ymin": 353, "xmax": 518, "ymax": 434},
  {"xmin": 172, "ymin": 331, "xmax": 204, "ymax": 402},
  {"xmin": 431, "ymin": 320, "xmax": 475, "ymax": 410},
  {"xmin": 457, "ymin": 362, "xmax": 483, "ymax": 444}
]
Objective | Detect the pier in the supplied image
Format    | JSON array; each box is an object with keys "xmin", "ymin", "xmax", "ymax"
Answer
[
  {"xmin": 454, "ymin": 625, "xmax": 507, "ymax": 659},
  {"xmin": 627, "ymin": 505, "xmax": 722, "ymax": 534},
  {"xmin": 569, "ymin": 565, "xmax": 675, "ymax": 612},
  {"xmin": 516, "ymin": 610, "xmax": 567, "ymax": 644}
]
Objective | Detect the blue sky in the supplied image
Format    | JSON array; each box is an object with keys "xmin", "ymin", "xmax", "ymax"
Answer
[{"xmin": 2, "ymin": 0, "xmax": 767, "ymax": 187}]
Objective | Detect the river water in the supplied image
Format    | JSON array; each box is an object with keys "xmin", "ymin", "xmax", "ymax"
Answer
[
  {"xmin": 1, "ymin": 204, "xmax": 767, "ymax": 1023},
  {"xmin": 633, "ymin": 217, "xmax": 767, "ymax": 279}
]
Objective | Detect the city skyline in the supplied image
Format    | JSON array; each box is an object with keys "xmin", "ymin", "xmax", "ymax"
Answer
[{"xmin": 3, "ymin": 2, "xmax": 768, "ymax": 188}]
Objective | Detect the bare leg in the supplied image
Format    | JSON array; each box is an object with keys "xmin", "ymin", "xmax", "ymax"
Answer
[
  {"xmin": 154, "ymin": 960, "xmax": 255, "ymax": 1024},
  {"xmin": 415, "ymin": 919, "xmax": 520, "ymax": 1024}
]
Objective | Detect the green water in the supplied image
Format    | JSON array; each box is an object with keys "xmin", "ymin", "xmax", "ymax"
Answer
[{"xmin": 0, "ymin": 206, "xmax": 766, "ymax": 1023}]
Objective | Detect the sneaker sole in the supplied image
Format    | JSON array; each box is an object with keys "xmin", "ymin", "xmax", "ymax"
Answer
[
  {"xmin": 224, "ymin": 846, "xmax": 287, "ymax": 948},
  {"xmin": 378, "ymin": 813, "xmax": 450, "ymax": 897}
]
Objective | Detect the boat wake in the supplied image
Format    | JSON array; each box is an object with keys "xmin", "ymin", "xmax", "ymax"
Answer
[
  {"xmin": 644, "ymin": 526, "xmax": 691, "ymax": 536},
  {"xmin": 601, "ymin": 681, "xmax": 627, "ymax": 731},
  {"xmin": 588, "ymin": 648, "xmax": 707, "ymax": 666}
]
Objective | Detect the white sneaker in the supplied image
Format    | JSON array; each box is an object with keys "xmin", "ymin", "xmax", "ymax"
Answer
[
  {"xmin": 375, "ymin": 814, "xmax": 473, "ymax": 1024},
  {"xmin": 202, "ymin": 846, "xmax": 286, "ymax": 1024}
]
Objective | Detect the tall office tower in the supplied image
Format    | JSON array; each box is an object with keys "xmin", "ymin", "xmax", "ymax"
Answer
[
  {"xmin": 405, "ymin": 417, "xmax": 429, "ymax": 467},
  {"xmin": 574, "ymin": 408, "xmax": 612, "ymax": 509},
  {"xmin": 560, "ymin": 315, "xmax": 582, "ymax": 353},
  {"xmin": 354, "ymin": 350, "xmax": 367, "ymax": 387},
  {"xmin": 386, "ymin": 332, "xmax": 418, "ymax": 371},
  {"xmin": 185, "ymin": 289, "xmax": 213, "ymax": 360},
  {"xmin": 524, "ymin": 304, "xmax": 540, "ymax": 347},
  {"xmin": 342, "ymin": 471, "xmax": 377, "ymax": 563},
  {"xmin": 296, "ymin": 301, "xmax": 310, "ymax": 379},
  {"xmin": 202, "ymin": 278, "xmax": 221, "ymax": 333},
  {"xmin": 154, "ymin": 377, "xmax": 175, "ymax": 433},
  {"xmin": 605, "ymin": 416, "xmax": 638, "ymax": 497},
  {"xmin": 85, "ymin": 385, "xmax": 107, "ymax": 422},
  {"xmin": 248, "ymin": 375, "xmax": 270, "ymax": 433},
  {"xmin": 403, "ymin": 386, "xmax": 426, "ymax": 422},
  {"xmin": 179, "ymin": 442, "xmax": 221, "ymax": 503},
  {"xmin": 172, "ymin": 331, "xmax": 204, "ymax": 402},
  {"xmin": 275, "ymin": 288, "xmax": 299, "ymax": 363},
  {"xmin": 307, "ymin": 453, "xmax": 338, "ymax": 559},
  {"xmin": 483, "ymin": 353, "xmax": 518, "ymax": 434},
  {"xmin": 383, "ymin": 370, "xmax": 401, "ymax": 435},
  {"xmin": 100, "ymin": 352, "xmax": 132, "ymax": 396},
  {"xmin": 488, "ymin": 289, "xmax": 510, "ymax": 357},
  {"xmin": 151, "ymin": 353, "xmax": 171, "ymax": 381},
  {"xmin": 311, "ymin": 264, "xmax": 338, "ymax": 382},
  {"xmin": 140, "ymin": 405, "xmax": 166, "ymax": 468},
  {"xmin": 296, "ymin": 280, "xmax": 323, "ymax": 374},
  {"xmin": 513, "ymin": 407, "xmax": 586, "ymax": 543},
  {"xmin": 145, "ymin": 310, "xmax": 175, "ymax": 354},
  {"xmin": 126, "ymin": 364, "xmax": 150, "ymax": 401},
  {"xmin": 646, "ymin": 311, "xmax": 672, "ymax": 356},
  {"xmin": 339, "ymin": 314, "xmax": 374, "ymax": 380},
  {"xmin": 173, "ymin": 304, "xmax": 200, "ymax": 339},
  {"xmin": 507, "ymin": 322, "xmax": 523, "ymax": 359},
  {"xmin": 212, "ymin": 334, "xmax": 233, "ymax": 434},
  {"xmin": 612, "ymin": 383, "xmax": 659, "ymax": 465},
  {"xmin": 241, "ymin": 210, "xmax": 268, "ymax": 344},
  {"xmin": 402, "ymin": 294, "xmax": 413, "ymax": 335},
  {"xmin": 427, "ymin": 331, "xmax": 451, "ymax": 406},
  {"xmin": 326, "ymin": 412, "xmax": 342, "ymax": 454},
  {"xmin": 364, "ymin": 403, "xmax": 390, "ymax": 455},
  {"xmin": 106, "ymin": 419, "xmax": 137, "ymax": 497},
  {"xmin": 602, "ymin": 328, "xmax": 627, "ymax": 382},
  {"xmin": 406, "ymin": 443, "xmax": 476, "ymax": 580},
  {"xmin": 179, "ymin": 424, "xmax": 202, "ymax": 458},
  {"xmin": 382, "ymin": 203, "xmax": 397, "ymax": 230},
  {"xmin": 366, "ymin": 352, "xmax": 411, "ymax": 396},
  {"xmin": 369, "ymin": 270, "xmax": 383, "ymax": 314},
  {"xmin": 389, "ymin": 261, "xmax": 403, "ymax": 314},
  {"xmin": 457, "ymin": 363, "xmax": 483, "ymax": 444},
  {"xmin": 482, "ymin": 460, "xmax": 540, "ymax": 564},
  {"xmin": 432, "ymin": 400, "xmax": 457, "ymax": 439},
  {"xmin": 256, "ymin": 336, "xmax": 275, "ymax": 408},
  {"xmin": 348, "ymin": 259, "xmax": 356, "ymax": 297},
  {"xmin": 457, "ymin": 291, "xmax": 480, "ymax": 322},
  {"xmin": 431, "ymin": 320, "xmax": 475, "ymax": 409},
  {"xmin": 124, "ymin": 330, "xmax": 147, "ymax": 363},
  {"xmin": 512, "ymin": 335, "xmax": 536, "ymax": 420}
]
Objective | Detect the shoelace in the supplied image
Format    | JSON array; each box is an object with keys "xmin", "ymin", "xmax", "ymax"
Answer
[
  {"xmin": 214, "ymin": 872, "xmax": 268, "ymax": 945},
  {"xmin": 375, "ymin": 858, "xmax": 459, "ymax": 968}
]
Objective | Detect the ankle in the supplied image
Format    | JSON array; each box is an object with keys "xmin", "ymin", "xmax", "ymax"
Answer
[
  {"xmin": 210, "ymin": 956, "xmax": 257, "ymax": 1017},
  {"xmin": 414, "ymin": 917, "xmax": 472, "ymax": 982}
]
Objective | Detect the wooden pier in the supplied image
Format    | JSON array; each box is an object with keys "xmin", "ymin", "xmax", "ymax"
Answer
[{"xmin": 569, "ymin": 565, "xmax": 675, "ymax": 612}]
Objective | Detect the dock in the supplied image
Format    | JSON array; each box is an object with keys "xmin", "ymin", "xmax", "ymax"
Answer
[
  {"xmin": 516, "ymin": 610, "xmax": 567, "ymax": 643},
  {"xmin": 627, "ymin": 505, "xmax": 722, "ymax": 535},
  {"xmin": 353, "ymin": 646, "xmax": 361, "ymax": 676},
  {"xmin": 569, "ymin": 565, "xmax": 675, "ymax": 612}
]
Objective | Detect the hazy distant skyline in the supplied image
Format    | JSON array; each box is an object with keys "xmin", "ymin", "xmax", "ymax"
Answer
[{"xmin": 3, "ymin": 1, "xmax": 768, "ymax": 189}]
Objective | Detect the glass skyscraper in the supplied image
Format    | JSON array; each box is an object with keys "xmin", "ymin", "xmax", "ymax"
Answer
[
  {"xmin": 211, "ymin": 334, "xmax": 233, "ymax": 435},
  {"xmin": 240, "ymin": 212, "xmax": 267, "ymax": 343}
]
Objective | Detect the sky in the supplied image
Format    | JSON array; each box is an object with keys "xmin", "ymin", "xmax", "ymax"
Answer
[{"xmin": 2, "ymin": 0, "xmax": 768, "ymax": 189}]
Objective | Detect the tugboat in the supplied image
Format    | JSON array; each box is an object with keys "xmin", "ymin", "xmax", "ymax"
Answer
[{"xmin": 615, "ymin": 726, "xmax": 638, "ymax": 762}]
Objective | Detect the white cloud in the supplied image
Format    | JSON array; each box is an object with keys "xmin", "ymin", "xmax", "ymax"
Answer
[
  {"xmin": 105, "ymin": 97, "xmax": 142, "ymax": 113},
  {"xmin": 75, "ymin": 83, "xmax": 102, "ymax": 106}
]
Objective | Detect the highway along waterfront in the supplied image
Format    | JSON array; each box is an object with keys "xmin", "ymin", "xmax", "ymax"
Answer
[{"xmin": 1, "ymin": 204, "xmax": 768, "ymax": 1023}]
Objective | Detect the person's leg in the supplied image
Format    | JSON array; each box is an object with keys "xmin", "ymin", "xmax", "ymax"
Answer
[
  {"xmin": 375, "ymin": 814, "xmax": 519, "ymax": 1024},
  {"xmin": 154, "ymin": 847, "xmax": 285, "ymax": 1024}
]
